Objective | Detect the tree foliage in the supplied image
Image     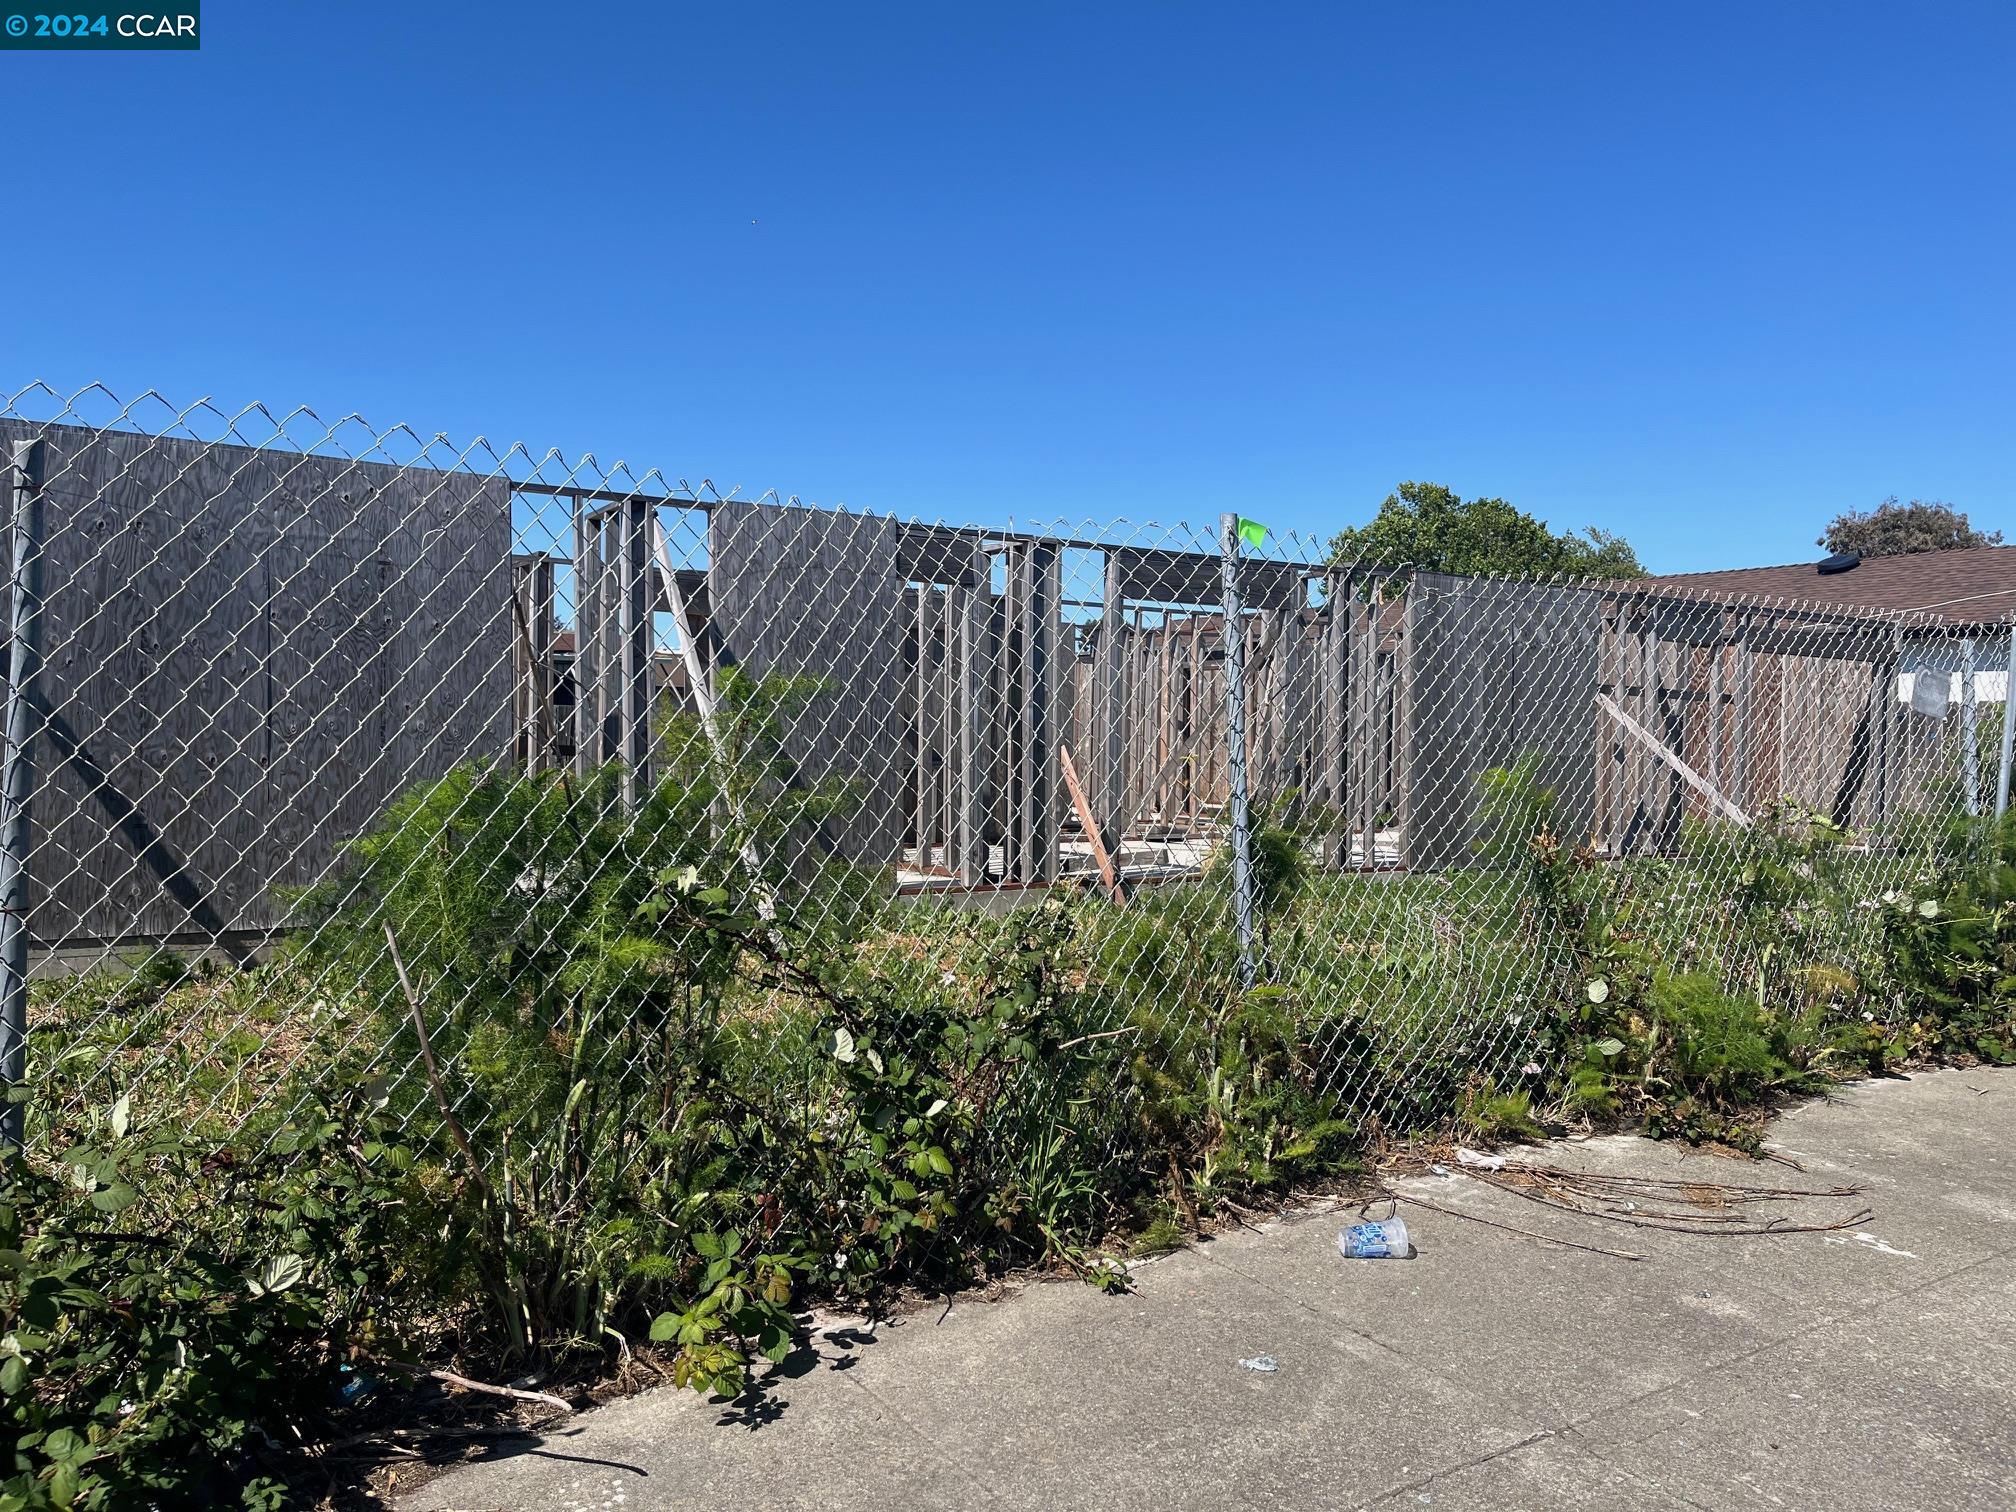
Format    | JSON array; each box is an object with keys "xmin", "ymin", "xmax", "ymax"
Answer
[
  {"xmin": 1328, "ymin": 481, "xmax": 1645, "ymax": 579},
  {"xmin": 1820, "ymin": 497, "xmax": 2002, "ymax": 557}
]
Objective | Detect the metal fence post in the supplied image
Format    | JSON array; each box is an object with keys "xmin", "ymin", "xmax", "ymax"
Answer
[
  {"xmin": 1998, "ymin": 618, "xmax": 2016, "ymax": 819},
  {"xmin": 1219, "ymin": 513, "xmax": 1256, "ymax": 990},
  {"xmin": 1962, "ymin": 636, "xmax": 1980, "ymax": 817},
  {"xmin": 0, "ymin": 439, "xmax": 47, "ymax": 1154}
]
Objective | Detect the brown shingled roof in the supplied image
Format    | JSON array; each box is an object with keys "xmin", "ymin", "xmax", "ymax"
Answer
[{"xmin": 1648, "ymin": 545, "xmax": 2016, "ymax": 625}]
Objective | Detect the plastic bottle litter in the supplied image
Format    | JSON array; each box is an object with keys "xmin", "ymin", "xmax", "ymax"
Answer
[
  {"xmin": 1237, "ymin": 1354, "xmax": 1279, "ymax": 1373},
  {"xmin": 333, "ymin": 1364, "xmax": 378, "ymax": 1406},
  {"xmin": 1338, "ymin": 1216, "xmax": 1411, "ymax": 1259}
]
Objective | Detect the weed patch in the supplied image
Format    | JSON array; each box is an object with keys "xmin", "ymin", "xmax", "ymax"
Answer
[{"xmin": 9, "ymin": 736, "xmax": 2016, "ymax": 1504}]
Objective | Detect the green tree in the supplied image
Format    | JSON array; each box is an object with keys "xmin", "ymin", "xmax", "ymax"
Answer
[
  {"xmin": 1327, "ymin": 481, "xmax": 1645, "ymax": 579},
  {"xmin": 1820, "ymin": 497, "xmax": 2002, "ymax": 557}
]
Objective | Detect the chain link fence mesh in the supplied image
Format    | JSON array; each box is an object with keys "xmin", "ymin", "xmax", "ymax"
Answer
[{"xmin": 0, "ymin": 384, "xmax": 1995, "ymax": 1204}]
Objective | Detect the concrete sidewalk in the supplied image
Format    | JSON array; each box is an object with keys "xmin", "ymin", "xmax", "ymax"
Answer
[{"xmin": 407, "ymin": 1068, "xmax": 2016, "ymax": 1511}]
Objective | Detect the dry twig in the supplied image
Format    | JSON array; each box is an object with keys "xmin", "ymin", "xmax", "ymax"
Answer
[
  {"xmin": 382, "ymin": 924, "xmax": 496, "ymax": 1210},
  {"xmin": 1451, "ymin": 1156, "xmax": 1872, "ymax": 1237},
  {"xmin": 1390, "ymin": 1191, "xmax": 1647, "ymax": 1261},
  {"xmin": 367, "ymin": 1357, "xmax": 573, "ymax": 1415},
  {"xmin": 1054, "ymin": 1025, "xmax": 1140, "ymax": 1051}
]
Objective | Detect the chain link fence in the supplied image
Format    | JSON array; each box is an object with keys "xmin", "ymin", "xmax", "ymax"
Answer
[{"xmin": 0, "ymin": 384, "xmax": 1998, "ymax": 1183}]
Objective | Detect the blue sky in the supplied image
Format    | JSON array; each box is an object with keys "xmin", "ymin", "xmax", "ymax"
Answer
[{"xmin": 12, "ymin": 2, "xmax": 2012, "ymax": 571}]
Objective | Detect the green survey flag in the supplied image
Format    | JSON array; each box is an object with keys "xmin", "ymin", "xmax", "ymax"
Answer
[{"xmin": 1237, "ymin": 517, "xmax": 1268, "ymax": 549}]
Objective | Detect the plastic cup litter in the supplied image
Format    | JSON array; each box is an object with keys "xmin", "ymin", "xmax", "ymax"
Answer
[{"xmin": 1338, "ymin": 1216, "xmax": 1411, "ymax": 1259}]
